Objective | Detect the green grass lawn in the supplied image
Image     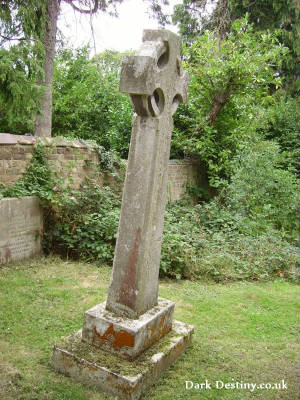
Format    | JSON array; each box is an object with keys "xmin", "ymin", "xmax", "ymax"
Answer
[{"xmin": 0, "ymin": 255, "xmax": 299, "ymax": 400}]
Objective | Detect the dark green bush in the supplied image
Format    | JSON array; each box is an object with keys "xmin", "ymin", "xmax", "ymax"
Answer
[
  {"xmin": 43, "ymin": 182, "xmax": 121, "ymax": 262},
  {"xmin": 227, "ymin": 141, "xmax": 299, "ymax": 236}
]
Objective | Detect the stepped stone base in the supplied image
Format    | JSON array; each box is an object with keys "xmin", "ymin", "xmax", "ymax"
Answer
[
  {"xmin": 82, "ymin": 298, "xmax": 174, "ymax": 360},
  {"xmin": 52, "ymin": 320, "xmax": 194, "ymax": 400}
]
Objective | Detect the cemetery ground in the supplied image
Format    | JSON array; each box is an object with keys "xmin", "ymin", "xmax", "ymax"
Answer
[{"xmin": 0, "ymin": 255, "xmax": 299, "ymax": 400}]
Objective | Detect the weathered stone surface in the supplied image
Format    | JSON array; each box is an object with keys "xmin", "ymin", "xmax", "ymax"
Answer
[
  {"xmin": 167, "ymin": 160, "xmax": 204, "ymax": 201},
  {"xmin": 119, "ymin": 30, "xmax": 189, "ymax": 114},
  {"xmin": 106, "ymin": 30, "xmax": 189, "ymax": 319},
  {"xmin": 82, "ymin": 298, "xmax": 174, "ymax": 360},
  {"xmin": 52, "ymin": 29, "xmax": 193, "ymax": 398},
  {"xmin": 0, "ymin": 133, "xmax": 18, "ymax": 145},
  {"xmin": 0, "ymin": 196, "xmax": 43, "ymax": 265},
  {"xmin": 52, "ymin": 320, "xmax": 194, "ymax": 400}
]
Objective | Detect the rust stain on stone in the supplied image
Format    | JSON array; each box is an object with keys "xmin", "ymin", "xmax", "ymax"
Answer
[
  {"xmin": 143, "ymin": 315, "xmax": 171, "ymax": 350},
  {"xmin": 118, "ymin": 227, "xmax": 142, "ymax": 310},
  {"xmin": 151, "ymin": 315, "xmax": 165, "ymax": 336},
  {"xmin": 159, "ymin": 315, "xmax": 166, "ymax": 329},
  {"xmin": 93, "ymin": 325, "xmax": 135, "ymax": 349}
]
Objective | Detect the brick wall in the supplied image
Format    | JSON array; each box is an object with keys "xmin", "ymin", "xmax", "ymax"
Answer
[
  {"xmin": 0, "ymin": 133, "xmax": 101, "ymax": 188},
  {"xmin": 0, "ymin": 133, "xmax": 203, "ymax": 201}
]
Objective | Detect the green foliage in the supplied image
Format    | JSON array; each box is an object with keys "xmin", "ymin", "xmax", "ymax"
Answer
[
  {"xmin": 0, "ymin": 0, "xmax": 46, "ymax": 133},
  {"xmin": 192, "ymin": 231, "xmax": 299, "ymax": 282},
  {"xmin": 172, "ymin": 17, "xmax": 287, "ymax": 185},
  {"xmin": 43, "ymin": 182, "xmax": 121, "ymax": 263},
  {"xmin": 0, "ymin": 43, "xmax": 44, "ymax": 133},
  {"xmin": 172, "ymin": 0, "xmax": 204, "ymax": 42},
  {"xmin": 170, "ymin": 0, "xmax": 299, "ymax": 88},
  {"xmin": 52, "ymin": 47, "xmax": 133, "ymax": 158},
  {"xmin": 228, "ymin": 0, "xmax": 300, "ymax": 86},
  {"xmin": 0, "ymin": 141, "xmax": 122, "ymax": 263},
  {"xmin": 160, "ymin": 199, "xmax": 299, "ymax": 282},
  {"xmin": 196, "ymin": 141, "xmax": 300, "ymax": 238},
  {"xmin": 0, "ymin": 140, "xmax": 298, "ymax": 283},
  {"xmin": 225, "ymin": 141, "xmax": 300, "ymax": 236},
  {"xmin": 264, "ymin": 93, "xmax": 300, "ymax": 175},
  {"xmin": 0, "ymin": 0, "xmax": 129, "ymax": 137},
  {"xmin": 0, "ymin": 0, "xmax": 46, "ymax": 41},
  {"xmin": 161, "ymin": 200, "xmax": 202, "ymax": 279},
  {"xmin": 161, "ymin": 141, "xmax": 299, "ymax": 281},
  {"xmin": 0, "ymin": 144, "xmax": 55, "ymax": 200}
]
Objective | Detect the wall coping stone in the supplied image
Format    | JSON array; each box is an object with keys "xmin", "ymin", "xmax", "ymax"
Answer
[{"xmin": 0, "ymin": 133, "xmax": 91, "ymax": 148}]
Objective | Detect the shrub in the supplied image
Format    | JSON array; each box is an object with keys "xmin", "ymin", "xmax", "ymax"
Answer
[
  {"xmin": 43, "ymin": 181, "xmax": 121, "ymax": 263},
  {"xmin": 160, "ymin": 199, "xmax": 299, "ymax": 282},
  {"xmin": 226, "ymin": 141, "xmax": 300, "ymax": 238},
  {"xmin": 0, "ymin": 142, "xmax": 122, "ymax": 263},
  {"xmin": 0, "ymin": 144, "xmax": 55, "ymax": 201},
  {"xmin": 171, "ymin": 17, "xmax": 287, "ymax": 185},
  {"xmin": 265, "ymin": 93, "xmax": 300, "ymax": 176}
]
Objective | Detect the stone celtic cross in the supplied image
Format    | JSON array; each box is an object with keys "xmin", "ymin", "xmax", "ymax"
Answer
[
  {"xmin": 53, "ymin": 31, "xmax": 193, "ymax": 399},
  {"xmin": 105, "ymin": 29, "xmax": 189, "ymax": 319},
  {"xmin": 79, "ymin": 29, "xmax": 189, "ymax": 361}
]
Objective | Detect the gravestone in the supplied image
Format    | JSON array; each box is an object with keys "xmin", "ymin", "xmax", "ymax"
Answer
[
  {"xmin": 0, "ymin": 196, "xmax": 43, "ymax": 265},
  {"xmin": 52, "ymin": 29, "xmax": 194, "ymax": 400}
]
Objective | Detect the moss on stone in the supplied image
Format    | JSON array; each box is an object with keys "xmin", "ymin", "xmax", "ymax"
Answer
[{"xmin": 54, "ymin": 322, "xmax": 189, "ymax": 378}]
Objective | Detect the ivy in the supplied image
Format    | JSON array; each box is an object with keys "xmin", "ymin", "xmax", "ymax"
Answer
[{"xmin": 0, "ymin": 144, "xmax": 55, "ymax": 201}]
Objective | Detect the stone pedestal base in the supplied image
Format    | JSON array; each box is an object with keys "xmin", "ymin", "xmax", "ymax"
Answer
[
  {"xmin": 52, "ymin": 320, "xmax": 193, "ymax": 400},
  {"xmin": 82, "ymin": 298, "xmax": 174, "ymax": 360}
]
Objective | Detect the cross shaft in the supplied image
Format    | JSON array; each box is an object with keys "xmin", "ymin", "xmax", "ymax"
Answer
[{"xmin": 106, "ymin": 30, "xmax": 189, "ymax": 319}]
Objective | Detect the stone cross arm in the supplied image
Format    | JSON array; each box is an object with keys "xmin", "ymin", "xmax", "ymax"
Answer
[{"xmin": 119, "ymin": 29, "xmax": 189, "ymax": 117}]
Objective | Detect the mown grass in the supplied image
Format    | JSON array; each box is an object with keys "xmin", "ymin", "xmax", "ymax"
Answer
[{"xmin": 0, "ymin": 255, "xmax": 299, "ymax": 400}]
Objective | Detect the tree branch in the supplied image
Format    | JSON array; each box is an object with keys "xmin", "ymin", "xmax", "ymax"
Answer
[
  {"xmin": 0, "ymin": 34, "xmax": 27, "ymax": 41},
  {"xmin": 63, "ymin": 0, "xmax": 100, "ymax": 14}
]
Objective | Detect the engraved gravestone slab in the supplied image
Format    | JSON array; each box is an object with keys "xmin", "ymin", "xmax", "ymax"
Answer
[{"xmin": 0, "ymin": 196, "xmax": 43, "ymax": 264}]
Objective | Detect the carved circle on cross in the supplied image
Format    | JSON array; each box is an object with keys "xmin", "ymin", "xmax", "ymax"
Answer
[{"xmin": 119, "ymin": 30, "xmax": 189, "ymax": 118}]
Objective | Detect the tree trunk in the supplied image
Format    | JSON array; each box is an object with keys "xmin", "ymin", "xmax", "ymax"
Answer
[
  {"xmin": 34, "ymin": 0, "xmax": 60, "ymax": 137},
  {"xmin": 209, "ymin": 82, "xmax": 231, "ymax": 125}
]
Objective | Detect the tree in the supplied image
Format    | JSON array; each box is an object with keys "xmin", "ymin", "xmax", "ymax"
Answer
[
  {"xmin": 171, "ymin": 17, "xmax": 287, "ymax": 185},
  {"xmin": 171, "ymin": 0, "xmax": 300, "ymax": 87},
  {"xmin": 1, "ymin": 0, "xmax": 124, "ymax": 137},
  {"xmin": 34, "ymin": 0, "xmax": 60, "ymax": 138},
  {"xmin": 52, "ymin": 47, "xmax": 133, "ymax": 157},
  {"xmin": 0, "ymin": 1, "xmax": 46, "ymax": 133}
]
